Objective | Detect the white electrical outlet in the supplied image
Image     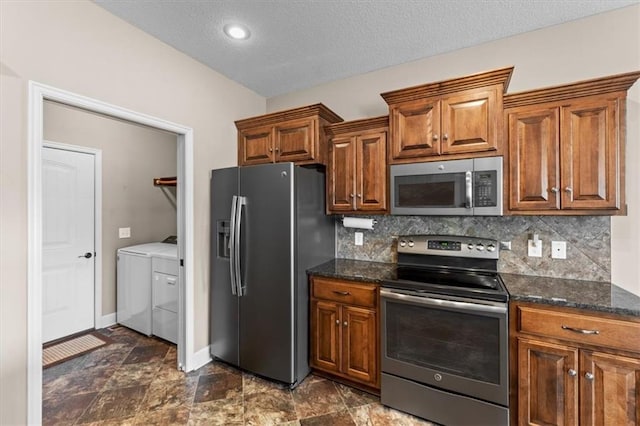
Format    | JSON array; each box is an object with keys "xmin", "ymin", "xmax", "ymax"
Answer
[
  {"xmin": 552, "ymin": 241, "xmax": 567, "ymax": 259},
  {"xmin": 355, "ymin": 232, "xmax": 363, "ymax": 246},
  {"xmin": 527, "ymin": 239, "xmax": 542, "ymax": 257},
  {"xmin": 119, "ymin": 227, "xmax": 131, "ymax": 238}
]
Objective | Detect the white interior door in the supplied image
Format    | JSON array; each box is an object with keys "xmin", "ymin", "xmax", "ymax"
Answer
[{"xmin": 42, "ymin": 147, "xmax": 95, "ymax": 343}]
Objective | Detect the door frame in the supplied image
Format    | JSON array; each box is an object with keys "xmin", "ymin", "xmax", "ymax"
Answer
[
  {"xmin": 27, "ymin": 81, "xmax": 195, "ymax": 425},
  {"xmin": 42, "ymin": 141, "xmax": 103, "ymax": 335}
]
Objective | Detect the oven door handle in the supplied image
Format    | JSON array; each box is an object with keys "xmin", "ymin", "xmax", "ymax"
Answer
[{"xmin": 381, "ymin": 289, "xmax": 507, "ymax": 314}]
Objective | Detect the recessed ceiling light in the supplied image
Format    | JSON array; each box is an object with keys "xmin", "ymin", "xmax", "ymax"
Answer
[{"xmin": 223, "ymin": 24, "xmax": 250, "ymax": 40}]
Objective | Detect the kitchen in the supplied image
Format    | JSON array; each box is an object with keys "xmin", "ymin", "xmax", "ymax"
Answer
[{"xmin": 1, "ymin": 1, "xmax": 639, "ymax": 425}]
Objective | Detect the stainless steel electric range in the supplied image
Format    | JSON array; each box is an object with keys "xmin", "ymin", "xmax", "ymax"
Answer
[{"xmin": 380, "ymin": 235, "xmax": 509, "ymax": 426}]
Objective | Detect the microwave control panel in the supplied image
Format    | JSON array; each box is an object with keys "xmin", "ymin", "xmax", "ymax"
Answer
[{"xmin": 473, "ymin": 170, "xmax": 497, "ymax": 207}]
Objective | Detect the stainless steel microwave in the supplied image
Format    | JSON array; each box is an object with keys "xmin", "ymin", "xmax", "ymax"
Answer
[{"xmin": 390, "ymin": 156, "xmax": 503, "ymax": 216}]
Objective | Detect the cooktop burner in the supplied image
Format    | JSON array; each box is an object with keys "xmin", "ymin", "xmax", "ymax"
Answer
[
  {"xmin": 386, "ymin": 265, "xmax": 508, "ymax": 302},
  {"xmin": 396, "ymin": 265, "xmax": 501, "ymax": 290},
  {"xmin": 383, "ymin": 235, "xmax": 509, "ymax": 302}
]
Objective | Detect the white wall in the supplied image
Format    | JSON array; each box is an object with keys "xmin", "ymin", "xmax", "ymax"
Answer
[
  {"xmin": 268, "ymin": 5, "xmax": 640, "ymax": 296},
  {"xmin": 0, "ymin": 1, "xmax": 265, "ymax": 423}
]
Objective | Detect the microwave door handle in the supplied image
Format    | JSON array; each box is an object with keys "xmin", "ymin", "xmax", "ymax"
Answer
[{"xmin": 465, "ymin": 171, "xmax": 472, "ymax": 209}]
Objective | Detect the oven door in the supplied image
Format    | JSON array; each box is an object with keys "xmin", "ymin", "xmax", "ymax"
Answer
[{"xmin": 380, "ymin": 288, "xmax": 508, "ymax": 406}]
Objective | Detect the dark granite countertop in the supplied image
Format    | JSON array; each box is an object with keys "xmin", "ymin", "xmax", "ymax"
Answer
[
  {"xmin": 307, "ymin": 258, "xmax": 395, "ymax": 283},
  {"xmin": 308, "ymin": 259, "xmax": 640, "ymax": 317},
  {"xmin": 500, "ymin": 273, "xmax": 640, "ymax": 317}
]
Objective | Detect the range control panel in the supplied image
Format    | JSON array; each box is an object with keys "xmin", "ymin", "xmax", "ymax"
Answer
[{"xmin": 398, "ymin": 235, "xmax": 499, "ymax": 259}]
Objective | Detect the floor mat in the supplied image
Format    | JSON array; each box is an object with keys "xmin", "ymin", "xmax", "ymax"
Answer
[{"xmin": 43, "ymin": 332, "xmax": 111, "ymax": 368}]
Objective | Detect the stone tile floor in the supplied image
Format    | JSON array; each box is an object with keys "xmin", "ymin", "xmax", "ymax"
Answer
[{"xmin": 43, "ymin": 326, "xmax": 434, "ymax": 425}]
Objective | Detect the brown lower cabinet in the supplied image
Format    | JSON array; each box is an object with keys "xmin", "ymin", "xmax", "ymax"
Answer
[
  {"xmin": 310, "ymin": 276, "xmax": 380, "ymax": 392},
  {"xmin": 511, "ymin": 302, "xmax": 640, "ymax": 425}
]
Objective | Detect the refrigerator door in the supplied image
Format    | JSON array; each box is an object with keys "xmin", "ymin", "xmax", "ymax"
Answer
[
  {"xmin": 239, "ymin": 162, "xmax": 295, "ymax": 383},
  {"xmin": 210, "ymin": 166, "xmax": 240, "ymax": 366}
]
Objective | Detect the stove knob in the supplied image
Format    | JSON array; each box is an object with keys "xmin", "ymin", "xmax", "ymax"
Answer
[
  {"xmin": 399, "ymin": 240, "xmax": 406, "ymax": 247},
  {"xmin": 408, "ymin": 240, "xmax": 415, "ymax": 247},
  {"xmin": 487, "ymin": 244, "xmax": 496, "ymax": 252},
  {"xmin": 467, "ymin": 243, "xmax": 474, "ymax": 250},
  {"xmin": 476, "ymin": 243, "xmax": 485, "ymax": 251}
]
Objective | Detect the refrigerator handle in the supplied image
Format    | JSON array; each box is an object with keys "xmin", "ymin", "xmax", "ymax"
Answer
[
  {"xmin": 228, "ymin": 195, "xmax": 238, "ymax": 295},
  {"xmin": 235, "ymin": 196, "xmax": 247, "ymax": 296}
]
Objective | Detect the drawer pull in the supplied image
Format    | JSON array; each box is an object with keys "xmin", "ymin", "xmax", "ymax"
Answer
[
  {"xmin": 561, "ymin": 325, "xmax": 600, "ymax": 335},
  {"xmin": 333, "ymin": 290, "xmax": 351, "ymax": 296},
  {"xmin": 585, "ymin": 372, "xmax": 594, "ymax": 381},
  {"xmin": 567, "ymin": 369, "xmax": 577, "ymax": 377}
]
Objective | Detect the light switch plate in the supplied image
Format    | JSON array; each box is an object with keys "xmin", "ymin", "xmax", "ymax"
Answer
[
  {"xmin": 527, "ymin": 240, "xmax": 542, "ymax": 257},
  {"xmin": 552, "ymin": 241, "xmax": 567, "ymax": 259},
  {"xmin": 119, "ymin": 227, "xmax": 131, "ymax": 238},
  {"xmin": 354, "ymin": 232, "xmax": 363, "ymax": 246}
]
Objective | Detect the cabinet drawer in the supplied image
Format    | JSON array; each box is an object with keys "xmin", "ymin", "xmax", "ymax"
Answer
[
  {"xmin": 517, "ymin": 305, "xmax": 640, "ymax": 353},
  {"xmin": 312, "ymin": 277, "xmax": 377, "ymax": 308}
]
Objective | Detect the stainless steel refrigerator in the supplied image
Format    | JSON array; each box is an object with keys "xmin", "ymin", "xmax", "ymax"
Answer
[{"xmin": 210, "ymin": 162, "xmax": 335, "ymax": 387}]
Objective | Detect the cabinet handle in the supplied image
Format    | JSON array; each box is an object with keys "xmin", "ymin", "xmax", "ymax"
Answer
[
  {"xmin": 442, "ymin": 133, "xmax": 449, "ymax": 141},
  {"xmin": 567, "ymin": 369, "xmax": 577, "ymax": 377},
  {"xmin": 564, "ymin": 187, "xmax": 573, "ymax": 193},
  {"xmin": 550, "ymin": 187, "xmax": 559, "ymax": 193},
  {"xmin": 275, "ymin": 147, "xmax": 280, "ymax": 152},
  {"xmin": 349, "ymin": 194, "xmax": 354, "ymax": 198},
  {"xmin": 561, "ymin": 325, "xmax": 599, "ymax": 335},
  {"xmin": 343, "ymin": 321, "xmax": 348, "ymax": 327},
  {"xmin": 335, "ymin": 319, "xmax": 340, "ymax": 325},
  {"xmin": 585, "ymin": 372, "xmax": 594, "ymax": 381},
  {"xmin": 269, "ymin": 148, "xmax": 273, "ymax": 152},
  {"xmin": 333, "ymin": 290, "xmax": 351, "ymax": 296},
  {"xmin": 432, "ymin": 135, "xmax": 439, "ymax": 141},
  {"xmin": 357, "ymin": 194, "xmax": 362, "ymax": 198}
]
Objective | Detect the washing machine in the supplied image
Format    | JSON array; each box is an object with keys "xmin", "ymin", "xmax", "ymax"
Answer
[{"xmin": 117, "ymin": 241, "xmax": 178, "ymax": 343}]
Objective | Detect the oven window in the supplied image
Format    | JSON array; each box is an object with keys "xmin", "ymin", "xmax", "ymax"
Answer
[
  {"xmin": 385, "ymin": 300, "xmax": 501, "ymax": 384},
  {"xmin": 394, "ymin": 173, "xmax": 465, "ymax": 208}
]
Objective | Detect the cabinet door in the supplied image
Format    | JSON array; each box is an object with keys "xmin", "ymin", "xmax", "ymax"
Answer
[
  {"xmin": 328, "ymin": 136, "xmax": 356, "ymax": 212},
  {"xmin": 580, "ymin": 350, "xmax": 640, "ymax": 426},
  {"xmin": 239, "ymin": 125, "xmax": 274, "ymax": 165},
  {"xmin": 310, "ymin": 300, "xmax": 341, "ymax": 374},
  {"xmin": 518, "ymin": 338, "xmax": 579, "ymax": 426},
  {"xmin": 274, "ymin": 118, "xmax": 315, "ymax": 163},
  {"xmin": 342, "ymin": 306, "xmax": 378, "ymax": 386},
  {"xmin": 356, "ymin": 132, "xmax": 387, "ymax": 211},
  {"xmin": 561, "ymin": 96, "xmax": 620, "ymax": 210},
  {"xmin": 441, "ymin": 88, "xmax": 498, "ymax": 155},
  {"xmin": 508, "ymin": 107, "xmax": 560, "ymax": 211},
  {"xmin": 389, "ymin": 99, "xmax": 440, "ymax": 160}
]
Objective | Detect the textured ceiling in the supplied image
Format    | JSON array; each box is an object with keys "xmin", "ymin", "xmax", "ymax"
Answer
[{"xmin": 94, "ymin": 0, "xmax": 638, "ymax": 98}]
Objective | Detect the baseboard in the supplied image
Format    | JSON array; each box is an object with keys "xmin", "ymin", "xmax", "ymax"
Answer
[
  {"xmin": 99, "ymin": 313, "xmax": 117, "ymax": 329},
  {"xmin": 191, "ymin": 345, "xmax": 212, "ymax": 371}
]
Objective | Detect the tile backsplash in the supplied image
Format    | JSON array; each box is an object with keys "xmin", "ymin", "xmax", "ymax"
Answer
[{"xmin": 336, "ymin": 215, "xmax": 611, "ymax": 282}]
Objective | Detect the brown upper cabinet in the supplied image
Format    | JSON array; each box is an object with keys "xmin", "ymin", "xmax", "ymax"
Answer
[
  {"xmin": 325, "ymin": 116, "xmax": 388, "ymax": 214},
  {"xmin": 381, "ymin": 67, "xmax": 514, "ymax": 164},
  {"xmin": 235, "ymin": 104, "xmax": 343, "ymax": 166},
  {"xmin": 505, "ymin": 71, "xmax": 640, "ymax": 215}
]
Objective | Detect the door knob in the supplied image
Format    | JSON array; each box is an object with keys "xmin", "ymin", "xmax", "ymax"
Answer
[{"xmin": 78, "ymin": 252, "xmax": 93, "ymax": 259}]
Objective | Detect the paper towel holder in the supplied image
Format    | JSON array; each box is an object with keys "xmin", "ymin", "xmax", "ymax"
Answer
[{"xmin": 340, "ymin": 216, "xmax": 377, "ymax": 230}]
